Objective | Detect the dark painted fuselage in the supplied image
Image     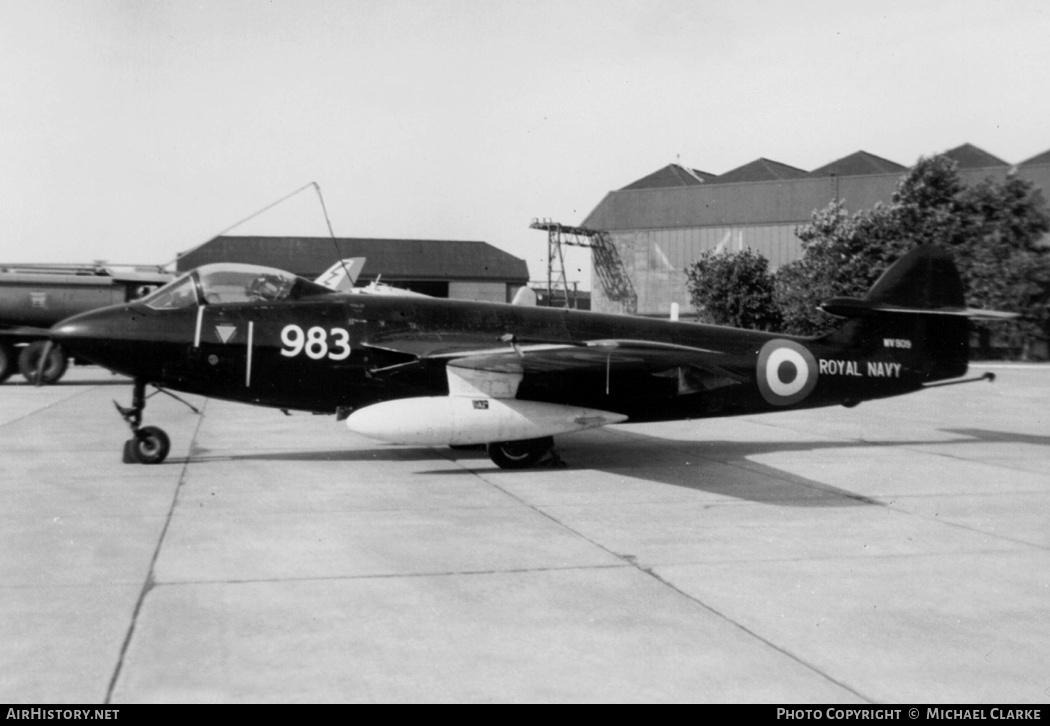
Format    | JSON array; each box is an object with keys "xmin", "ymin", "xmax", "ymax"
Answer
[{"xmin": 51, "ymin": 290, "xmax": 966, "ymax": 423}]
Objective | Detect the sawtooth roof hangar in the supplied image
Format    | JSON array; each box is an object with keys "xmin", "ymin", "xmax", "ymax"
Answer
[
  {"xmin": 177, "ymin": 236, "xmax": 530, "ymax": 302},
  {"xmin": 581, "ymin": 144, "xmax": 1050, "ymax": 316}
]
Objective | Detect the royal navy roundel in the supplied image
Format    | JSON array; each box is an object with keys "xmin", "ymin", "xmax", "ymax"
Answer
[{"xmin": 756, "ymin": 339, "xmax": 818, "ymax": 406}]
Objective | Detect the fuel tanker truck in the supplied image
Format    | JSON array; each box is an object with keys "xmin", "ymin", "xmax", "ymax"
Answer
[{"xmin": 0, "ymin": 264, "xmax": 171, "ymax": 384}]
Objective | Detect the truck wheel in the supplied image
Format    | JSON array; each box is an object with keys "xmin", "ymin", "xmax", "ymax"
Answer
[
  {"xmin": 487, "ymin": 437, "xmax": 554, "ymax": 469},
  {"xmin": 19, "ymin": 341, "xmax": 68, "ymax": 385},
  {"xmin": 0, "ymin": 343, "xmax": 15, "ymax": 383}
]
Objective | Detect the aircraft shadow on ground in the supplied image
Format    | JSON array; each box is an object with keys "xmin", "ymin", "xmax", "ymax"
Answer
[
  {"xmin": 441, "ymin": 432, "xmax": 887, "ymax": 508},
  {"xmin": 403, "ymin": 426, "xmax": 1050, "ymax": 507},
  {"xmin": 7, "ymin": 378, "xmax": 131, "ymax": 387},
  {"xmin": 190, "ymin": 446, "xmax": 443, "ymax": 463},
  {"xmin": 941, "ymin": 428, "xmax": 1050, "ymax": 448},
  {"xmin": 186, "ymin": 427, "xmax": 1048, "ymax": 508}
]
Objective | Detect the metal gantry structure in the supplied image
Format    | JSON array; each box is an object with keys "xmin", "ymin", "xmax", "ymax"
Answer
[{"xmin": 529, "ymin": 219, "xmax": 638, "ymax": 313}]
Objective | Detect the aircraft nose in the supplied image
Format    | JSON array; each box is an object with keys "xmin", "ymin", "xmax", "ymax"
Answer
[
  {"xmin": 52, "ymin": 305, "xmax": 128, "ymax": 344},
  {"xmin": 50, "ymin": 305, "xmax": 151, "ymax": 377}
]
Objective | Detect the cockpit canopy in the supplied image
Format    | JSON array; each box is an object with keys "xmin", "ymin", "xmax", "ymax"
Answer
[{"xmin": 142, "ymin": 264, "xmax": 332, "ymax": 310}]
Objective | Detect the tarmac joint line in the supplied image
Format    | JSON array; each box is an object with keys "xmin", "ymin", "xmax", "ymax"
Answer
[
  {"xmin": 103, "ymin": 399, "xmax": 209, "ymax": 704},
  {"xmin": 449, "ymin": 450, "xmax": 877, "ymax": 704}
]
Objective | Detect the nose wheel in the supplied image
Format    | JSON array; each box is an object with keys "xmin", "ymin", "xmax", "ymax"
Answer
[
  {"xmin": 115, "ymin": 378, "xmax": 172, "ymax": 465},
  {"xmin": 122, "ymin": 426, "xmax": 171, "ymax": 464}
]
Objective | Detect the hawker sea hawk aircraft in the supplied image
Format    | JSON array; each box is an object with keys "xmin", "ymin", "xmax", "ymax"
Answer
[{"xmin": 47, "ymin": 247, "xmax": 1010, "ymax": 468}]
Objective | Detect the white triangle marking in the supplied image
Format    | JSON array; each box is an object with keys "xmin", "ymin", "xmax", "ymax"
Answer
[{"xmin": 215, "ymin": 325, "xmax": 237, "ymax": 344}]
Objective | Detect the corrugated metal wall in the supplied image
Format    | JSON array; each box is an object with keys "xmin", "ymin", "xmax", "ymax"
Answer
[
  {"xmin": 642, "ymin": 224, "xmax": 802, "ymax": 269},
  {"xmin": 583, "ymin": 165, "xmax": 1049, "ymax": 233},
  {"xmin": 588, "ymin": 163, "xmax": 1050, "ymax": 316},
  {"xmin": 592, "ymin": 225, "xmax": 800, "ymax": 315}
]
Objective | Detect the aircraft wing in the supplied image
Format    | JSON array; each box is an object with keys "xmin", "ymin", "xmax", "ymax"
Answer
[
  {"xmin": 447, "ymin": 339, "xmax": 729, "ymax": 374},
  {"xmin": 363, "ymin": 332, "xmax": 527, "ymax": 360},
  {"xmin": 366, "ymin": 334, "xmax": 745, "ymax": 388}
]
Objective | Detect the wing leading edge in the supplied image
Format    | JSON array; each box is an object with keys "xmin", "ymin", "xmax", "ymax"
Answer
[{"xmin": 367, "ymin": 335, "xmax": 735, "ymax": 376}]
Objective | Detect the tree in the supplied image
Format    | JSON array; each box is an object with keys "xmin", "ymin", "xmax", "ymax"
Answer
[
  {"xmin": 685, "ymin": 248, "xmax": 781, "ymax": 331},
  {"xmin": 777, "ymin": 156, "xmax": 1050, "ymax": 356},
  {"xmin": 775, "ymin": 199, "xmax": 908, "ymax": 336},
  {"xmin": 890, "ymin": 156, "xmax": 968, "ymax": 247},
  {"xmin": 952, "ymin": 173, "xmax": 1050, "ymax": 357}
]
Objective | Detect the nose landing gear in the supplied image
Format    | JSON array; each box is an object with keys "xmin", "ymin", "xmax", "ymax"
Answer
[
  {"xmin": 114, "ymin": 378, "xmax": 171, "ymax": 464},
  {"xmin": 122, "ymin": 425, "xmax": 171, "ymax": 465}
]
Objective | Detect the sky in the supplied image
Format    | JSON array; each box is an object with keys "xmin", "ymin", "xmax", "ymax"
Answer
[{"xmin": 1, "ymin": 0, "xmax": 1048, "ymax": 287}]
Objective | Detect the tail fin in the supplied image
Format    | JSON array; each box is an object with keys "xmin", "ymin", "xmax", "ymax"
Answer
[
  {"xmin": 821, "ymin": 246, "xmax": 1016, "ymax": 320},
  {"xmin": 865, "ymin": 246, "xmax": 965, "ymax": 309},
  {"xmin": 819, "ymin": 246, "xmax": 1014, "ymax": 382},
  {"xmin": 511, "ymin": 286, "xmax": 538, "ymax": 306},
  {"xmin": 315, "ymin": 258, "xmax": 365, "ymax": 291}
]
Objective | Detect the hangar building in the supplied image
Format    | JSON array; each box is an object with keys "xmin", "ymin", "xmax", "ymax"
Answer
[
  {"xmin": 581, "ymin": 144, "xmax": 1050, "ymax": 316},
  {"xmin": 177, "ymin": 236, "xmax": 530, "ymax": 303}
]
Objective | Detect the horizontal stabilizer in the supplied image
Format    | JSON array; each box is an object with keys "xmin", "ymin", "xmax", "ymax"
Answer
[
  {"xmin": 820, "ymin": 298, "xmax": 1018, "ymax": 320},
  {"xmin": 821, "ymin": 247, "xmax": 1016, "ymax": 320},
  {"xmin": 959, "ymin": 308, "xmax": 1019, "ymax": 320}
]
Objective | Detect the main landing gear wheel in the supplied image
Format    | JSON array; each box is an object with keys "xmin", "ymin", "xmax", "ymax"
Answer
[
  {"xmin": 123, "ymin": 426, "xmax": 171, "ymax": 464},
  {"xmin": 115, "ymin": 378, "xmax": 172, "ymax": 465},
  {"xmin": 486, "ymin": 436, "xmax": 555, "ymax": 470},
  {"xmin": 19, "ymin": 341, "xmax": 67, "ymax": 385}
]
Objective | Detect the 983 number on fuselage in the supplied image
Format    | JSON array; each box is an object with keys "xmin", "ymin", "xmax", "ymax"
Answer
[
  {"xmin": 279, "ymin": 324, "xmax": 352, "ymax": 361},
  {"xmin": 188, "ymin": 302, "xmax": 370, "ymax": 412}
]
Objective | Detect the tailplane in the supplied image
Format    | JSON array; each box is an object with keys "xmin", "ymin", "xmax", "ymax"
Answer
[
  {"xmin": 818, "ymin": 246, "xmax": 1015, "ymax": 382},
  {"xmin": 820, "ymin": 246, "xmax": 1016, "ymax": 320}
]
